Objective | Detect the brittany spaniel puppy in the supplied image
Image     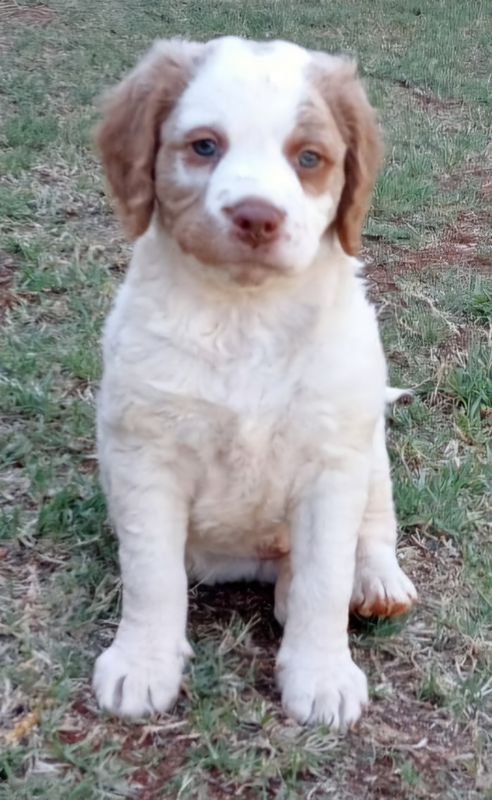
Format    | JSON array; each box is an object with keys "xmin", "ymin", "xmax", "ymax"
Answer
[{"xmin": 93, "ymin": 36, "xmax": 417, "ymax": 730}]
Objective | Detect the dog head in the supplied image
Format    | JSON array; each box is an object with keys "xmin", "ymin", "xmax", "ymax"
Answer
[{"xmin": 97, "ymin": 37, "xmax": 381, "ymax": 281}]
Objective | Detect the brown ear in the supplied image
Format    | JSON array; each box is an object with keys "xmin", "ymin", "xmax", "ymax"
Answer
[
  {"xmin": 96, "ymin": 39, "xmax": 206, "ymax": 238},
  {"xmin": 314, "ymin": 57, "xmax": 382, "ymax": 256}
]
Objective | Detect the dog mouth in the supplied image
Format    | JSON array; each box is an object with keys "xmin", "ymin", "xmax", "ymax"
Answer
[
  {"xmin": 225, "ymin": 258, "xmax": 289, "ymax": 286},
  {"xmin": 169, "ymin": 206, "xmax": 298, "ymax": 281},
  {"xmin": 204, "ymin": 234, "xmax": 301, "ymax": 286},
  {"xmin": 200, "ymin": 226, "xmax": 292, "ymax": 272},
  {"xmin": 227, "ymin": 227, "xmax": 293, "ymax": 268}
]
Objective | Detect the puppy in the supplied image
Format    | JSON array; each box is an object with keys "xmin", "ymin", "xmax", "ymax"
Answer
[{"xmin": 93, "ymin": 36, "xmax": 417, "ymax": 730}]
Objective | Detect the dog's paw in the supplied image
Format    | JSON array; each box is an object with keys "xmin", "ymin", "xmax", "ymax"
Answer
[
  {"xmin": 351, "ymin": 547, "xmax": 417, "ymax": 617},
  {"xmin": 277, "ymin": 648, "xmax": 368, "ymax": 730},
  {"xmin": 93, "ymin": 637, "xmax": 192, "ymax": 719}
]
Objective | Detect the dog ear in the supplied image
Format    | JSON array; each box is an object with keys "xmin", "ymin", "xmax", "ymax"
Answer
[
  {"xmin": 96, "ymin": 39, "xmax": 205, "ymax": 238},
  {"xmin": 314, "ymin": 57, "xmax": 382, "ymax": 256}
]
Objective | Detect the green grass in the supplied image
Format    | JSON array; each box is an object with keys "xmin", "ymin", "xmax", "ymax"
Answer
[
  {"xmin": 447, "ymin": 346, "xmax": 492, "ymax": 420},
  {"xmin": 0, "ymin": 0, "xmax": 491, "ymax": 798}
]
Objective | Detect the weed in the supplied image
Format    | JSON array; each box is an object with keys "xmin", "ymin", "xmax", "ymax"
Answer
[
  {"xmin": 469, "ymin": 283, "xmax": 492, "ymax": 324},
  {"xmin": 447, "ymin": 345, "xmax": 492, "ymax": 421},
  {"xmin": 417, "ymin": 668, "xmax": 447, "ymax": 707},
  {"xmin": 397, "ymin": 758, "xmax": 421, "ymax": 787},
  {"xmin": 37, "ymin": 486, "xmax": 107, "ymax": 542},
  {"xmin": 3, "ymin": 114, "xmax": 59, "ymax": 151},
  {"xmin": 0, "ymin": 187, "xmax": 35, "ymax": 221},
  {"xmin": 0, "ymin": 508, "xmax": 23, "ymax": 541}
]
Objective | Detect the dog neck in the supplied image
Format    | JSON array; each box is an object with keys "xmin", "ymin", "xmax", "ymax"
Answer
[
  {"xmin": 132, "ymin": 220, "xmax": 359, "ymax": 310},
  {"xmin": 121, "ymin": 222, "xmax": 363, "ymax": 364}
]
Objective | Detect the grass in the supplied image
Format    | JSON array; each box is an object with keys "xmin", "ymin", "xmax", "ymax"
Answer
[{"xmin": 0, "ymin": 0, "xmax": 491, "ymax": 798}]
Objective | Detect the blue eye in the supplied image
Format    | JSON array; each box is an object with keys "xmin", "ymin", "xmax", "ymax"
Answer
[
  {"xmin": 298, "ymin": 150, "xmax": 320, "ymax": 168},
  {"xmin": 192, "ymin": 139, "xmax": 217, "ymax": 157}
]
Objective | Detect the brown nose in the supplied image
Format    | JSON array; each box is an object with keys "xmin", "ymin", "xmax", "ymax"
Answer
[{"xmin": 224, "ymin": 199, "xmax": 285, "ymax": 248}]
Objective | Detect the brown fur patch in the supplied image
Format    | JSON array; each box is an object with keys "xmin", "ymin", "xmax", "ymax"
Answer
[
  {"xmin": 311, "ymin": 57, "xmax": 382, "ymax": 256},
  {"xmin": 96, "ymin": 40, "xmax": 207, "ymax": 238},
  {"xmin": 350, "ymin": 594, "xmax": 415, "ymax": 618},
  {"xmin": 283, "ymin": 101, "xmax": 346, "ymax": 198},
  {"xmin": 257, "ymin": 524, "xmax": 291, "ymax": 560}
]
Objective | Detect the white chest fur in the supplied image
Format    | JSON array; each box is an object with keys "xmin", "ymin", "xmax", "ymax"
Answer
[{"xmin": 98, "ymin": 226, "xmax": 386, "ymax": 550}]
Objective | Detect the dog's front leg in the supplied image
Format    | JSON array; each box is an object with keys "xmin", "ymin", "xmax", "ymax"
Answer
[
  {"xmin": 93, "ymin": 459, "xmax": 191, "ymax": 719},
  {"xmin": 277, "ymin": 460, "xmax": 370, "ymax": 730}
]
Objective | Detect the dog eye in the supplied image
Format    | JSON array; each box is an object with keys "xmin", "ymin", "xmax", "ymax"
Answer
[
  {"xmin": 298, "ymin": 150, "xmax": 320, "ymax": 169},
  {"xmin": 192, "ymin": 139, "xmax": 217, "ymax": 157}
]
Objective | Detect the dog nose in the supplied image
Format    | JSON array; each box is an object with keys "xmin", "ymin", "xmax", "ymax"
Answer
[{"xmin": 224, "ymin": 199, "xmax": 285, "ymax": 247}]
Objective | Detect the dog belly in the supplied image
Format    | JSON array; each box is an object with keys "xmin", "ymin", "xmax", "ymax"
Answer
[
  {"xmin": 188, "ymin": 451, "xmax": 293, "ymax": 559},
  {"xmin": 185, "ymin": 546, "xmax": 281, "ymax": 585},
  {"xmin": 186, "ymin": 485, "xmax": 291, "ymax": 583},
  {"xmin": 185, "ymin": 416, "xmax": 300, "ymax": 560},
  {"xmin": 188, "ymin": 517, "xmax": 291, "ymax": 560}
]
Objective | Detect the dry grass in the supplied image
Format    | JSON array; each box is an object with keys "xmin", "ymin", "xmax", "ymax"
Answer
[{"xmin": 1, "ymin": 1, "xmax": 492, "ymax": 798}]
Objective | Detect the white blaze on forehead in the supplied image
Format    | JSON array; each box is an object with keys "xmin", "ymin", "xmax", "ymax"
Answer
[{"xmin": 174, "ymin": 37, "xmax": 312, "ymax": 142}]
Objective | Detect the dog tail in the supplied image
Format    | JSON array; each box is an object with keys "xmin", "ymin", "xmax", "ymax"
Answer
[{"xmin": 386, "ymin": 387, "xmax": 413, "ymax": 406}]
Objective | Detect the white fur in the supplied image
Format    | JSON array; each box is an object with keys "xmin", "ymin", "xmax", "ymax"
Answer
[{"xmin": 93, "ymin": 37, "xmax": 417, "ymax": 730}]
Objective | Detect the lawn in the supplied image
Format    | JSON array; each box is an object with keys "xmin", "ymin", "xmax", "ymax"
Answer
[{"xmin": 0, "ymin": 0, "xmax": 491, "ymax": 797}]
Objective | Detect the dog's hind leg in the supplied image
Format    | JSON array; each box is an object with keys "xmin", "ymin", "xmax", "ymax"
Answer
[
  {"xmin": 350, "ymin": 416, "xmax": 417, "ymax": 617},
  {"xmin": 273, "ymin": 554, "xmax": 291, "ymax": 627}
]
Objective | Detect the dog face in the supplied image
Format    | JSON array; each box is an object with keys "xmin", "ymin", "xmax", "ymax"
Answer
[{"xmin": 98, "ymin": 37, "xmax": 380, "ymax": 282}]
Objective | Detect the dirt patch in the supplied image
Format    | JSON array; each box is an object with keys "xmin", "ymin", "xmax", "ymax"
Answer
[
  {"xmin": 189, "ymin": 581, "xmax": 282, "ymax": 702},
  {"xmin": 126, "ymin": 738, "xmax": 189, "ymax": 799},
  {"xmin": 405, "ymin": 210, "xmax": 491, "ymax": 272},
  {"xmin": 0, "ymin": 2, "xmax": 55, "ymax": 25},
  {"xmin": 188, "ymin": 582, "xmax": 281, "ymax": 643},
  {"xmin": 400, "ymin": 82, "xmax": 465, "ymax": 116},
  {"xmin": 364, "ymin": 208, "xmax": 492, "ymax": 296},
  {"xmin": 393, "ymin": 82, "xmax": 473, "ymax": 136},
  {"xmin": 351, "ymin": 705, "xmax": 475, "ymax": 798},
  {"xmin": 0, "ymin": 250, "xmax": 16, "ymax": 319},
  {"xmin": 481, "ymin": 174, "xmax": 492, "ymax": 199}
]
